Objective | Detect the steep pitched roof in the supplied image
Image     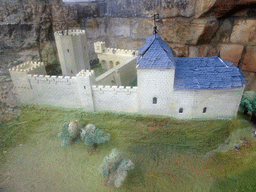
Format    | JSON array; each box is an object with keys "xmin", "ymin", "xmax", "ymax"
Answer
[
  {"xmin": 174, "ymin": 56, "xmax": 246, "ymax": 90},
  {"xmin": 137, "ymin": 34, "xmax": 175, "ymax": 69}
]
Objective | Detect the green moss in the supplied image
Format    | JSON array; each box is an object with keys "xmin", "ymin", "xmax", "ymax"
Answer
[
  {"xmin": 213, "ymin": 141, "xmax": 256, "ymax": 178},
  {"xmin": 1, "ymin": 105, "xmax": 231, "ymax": 162},
  {"xmin": 91, "ymin": 64, "xmax": 107, "ymax": 77},
  {"xmin": 0, "ymin": 105, "xmax": 255, "ymax": 191},
  {"xmin": 210, "ymin": 167, "xmax": 256, "ymax": 192}
]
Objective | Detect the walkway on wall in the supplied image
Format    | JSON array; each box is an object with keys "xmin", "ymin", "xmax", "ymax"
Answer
[{"xmin": 95, "ymin": 56, "xmax": 137, "ymax": 87}]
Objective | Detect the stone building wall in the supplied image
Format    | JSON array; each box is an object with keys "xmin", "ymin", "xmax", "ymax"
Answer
[{"xmin": 171, "ymin": 87, "xmax": 245, "ymax": 119}]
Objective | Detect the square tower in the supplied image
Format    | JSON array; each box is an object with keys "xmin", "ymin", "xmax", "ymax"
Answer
[
  {"xmin": 137, "ymin": 34, "xmax": 176, "ymax": 116},
  {"xmin": 54, "ymin": 29, "xmax": 90, "ymax": 76},
  {"xmin": 94, "ymin": 41, "xmax": 106, "ymax": 54}
]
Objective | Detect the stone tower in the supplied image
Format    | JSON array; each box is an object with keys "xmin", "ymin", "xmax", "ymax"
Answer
[
  {"xmin": 94, "ymin": 41, "xmax": 106, "ymax": 54},
  {"xmin": 137, "ymin": 34, "xmax": 176, "ymax": 116},
  {"xmin": 54, "ymin": 29, "xmax": 90, "ymax": 76}
]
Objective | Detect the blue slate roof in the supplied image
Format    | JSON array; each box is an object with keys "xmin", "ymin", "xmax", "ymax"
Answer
[
  {"xmin": 174, "ymin": 56, "xmax": 247, "ymax": 90},
  {"xmin": 137, "ymin": 34, "xmax": 176, "ymax": 69}
]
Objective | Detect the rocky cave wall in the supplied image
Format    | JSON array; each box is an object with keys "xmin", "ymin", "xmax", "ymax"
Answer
[{"xmin": 1, "ymin": 0, "xmax": 256, "ymax": 90}]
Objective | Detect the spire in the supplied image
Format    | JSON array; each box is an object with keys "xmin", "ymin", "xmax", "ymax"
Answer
[
  {"xmin": 237, "ymin": 59, "xmax": 242, "ymax": 69},
  {"xmin": 217, "ymin": 51, "xmax": 221, "ymax": 57},
  {"xmin": 153, "ymin": 14, "xmax": 159, "ymax": 35}
]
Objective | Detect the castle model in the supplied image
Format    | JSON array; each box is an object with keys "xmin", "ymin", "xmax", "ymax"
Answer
[{"xmin": 9, "ymin": 29, "xmax": 246, "ymax": 119}]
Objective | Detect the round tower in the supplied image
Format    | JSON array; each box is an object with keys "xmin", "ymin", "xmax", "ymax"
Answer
[{"xmin": 54, "ymin": 29, "xmax": 90, "ymax": 76}]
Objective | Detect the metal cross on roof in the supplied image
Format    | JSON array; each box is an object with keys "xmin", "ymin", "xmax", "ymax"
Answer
[
  {"xmin": 153, "ymin": 14, "xmax": 159, "ymax": 35},
  {"xmin": 237, "ymin": 59, "xmax": 242, "ymax": 70}
]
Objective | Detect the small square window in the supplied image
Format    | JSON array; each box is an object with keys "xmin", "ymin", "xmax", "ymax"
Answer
[
  {"xmin": 203, "ymin": 107, "xmax": 207, "ymax": 113},
  {"xmin": 71, "ymin": 70, "xmax": 73, "ymax": 73},
  {"xmin": 179, "ymin": 108, "xmax": 183, "ymax": 113}
]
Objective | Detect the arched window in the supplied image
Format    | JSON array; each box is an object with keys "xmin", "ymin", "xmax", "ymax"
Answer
[
  {"xmin": 179, "ymin": 108, "xmax": 183, "ymax": 113},
  {"xmin": 109, "ymin": 61, "xmax": 113, "ymax": 68},
  {"xmin": 101, "ymin": 60, "xmax": 106, "ymax": 68},
  {"xmin": 153, "ymin": 97, "xmax": 157, "ymax": 104},
  {"xmin": 203, "ymin": 107, "xmax": 207, "ymax": 113}
]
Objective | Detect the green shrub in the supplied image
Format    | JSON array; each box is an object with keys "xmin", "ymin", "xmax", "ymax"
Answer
[
  {"xmin": 80, "ymin": 124, "xmax": 110, "ymax": 146},
  {"xmin": 57, "ymin": 122, "xmax": 72, "ymax": 147}
]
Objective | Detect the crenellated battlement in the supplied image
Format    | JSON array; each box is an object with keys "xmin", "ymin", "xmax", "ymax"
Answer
[
  {"xmin": 92, "ymin": 85, "xmax": 138, "ymax": 94},
  {"xmin": 104, "ymin": 48, "xmax": 138, "ymax": 56},
  {"xmin": 54, "ymin": 29, "xmax": 86, "ymax": 36},
  {"xmin": 76, "ymin": 69, "xmax": 95, "ymax": 77},
  {"xmin": 9, "ymin": 61, "xmax": 45, "ymax": 73},
  {"xmin": 94, "ymin": 41, "xmax": 138, "ymax": 56},
  {"xmin": 27, "ymin": 74, "xmax": 77, "ymax": 85}
]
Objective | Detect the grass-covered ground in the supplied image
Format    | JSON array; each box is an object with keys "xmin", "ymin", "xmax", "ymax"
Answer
[
  {"xmin": 0, "ymin": 106, "xmax": 256, "ymax": 191},
  {"xmin": 91, "ymin": 64, "xmax": 108, "ymax": 77}
]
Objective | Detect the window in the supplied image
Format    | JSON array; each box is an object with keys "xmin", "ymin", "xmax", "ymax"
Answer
[
  {"xmin": 71, "ymin": 70, "xmax": 73, "ymax": 73},
  {"xmin": 203, "ymin": 107, "xmax": 207, "ymax": 113},
  {"xmin": 116, "ymin": 61, "xmax": 120, "ymax": 65},
  {"xmin": 67, "ymin": 49, "xmax": 69, "ymax": 52},
  {"xmin": 101, "ymin": 60, "xmax": 106, "ymax": 68},
  {"xmin": 109, "ymin": 61, "xmax": 113, "ymax": 68},
  {"xmin": 84, "ymin": 86, "xmax": 86, "ymax": 89},
  {"xmin": 153, "ymin": 97, "xmax": 157, "ymax": 104},
  {"xmin": 179, "ymin": 108, "xmax": 183, "ymax": 113}
]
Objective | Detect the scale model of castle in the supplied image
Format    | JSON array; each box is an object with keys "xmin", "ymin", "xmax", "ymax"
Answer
[{"xmin": 9, "ymin": 31, "xmax": 247, "ymax": 119}]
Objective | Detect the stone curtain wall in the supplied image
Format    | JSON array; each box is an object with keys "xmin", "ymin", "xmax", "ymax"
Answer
[
  {"xmin": 27, "ymin": 74, "xmax": 83, "ymax": 108},
  {"xmin": 92, "ymin": 85, "xmax": 138, "ymax": 113},
  {"xmin": 8, "ymin": 61, "xmax": 47, "ymax": 104},
  {"xmin": 1, "ymin": 0, "xmax": 256, "ymax": 89}
]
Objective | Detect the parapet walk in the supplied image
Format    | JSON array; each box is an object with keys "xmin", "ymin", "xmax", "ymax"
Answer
[
  {"xmin": 94, "ymin": 41, "xmax": 139, "ymax": 56},
  {"xmin": 9, "ymin": 61, "xmax": 45, "ymax": 73},
  {"xmin": 92, "ymin": 85, "xmax": 138, "ymax": 95}
]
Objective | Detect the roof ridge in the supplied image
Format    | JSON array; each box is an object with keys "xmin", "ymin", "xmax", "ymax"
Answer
[
  {"xmin": 140, "ymin": 35, "xmax": 156, "ymax": 57},
  {"xmin": 137, "ymin": 34, "xmax": 175, "ymax": 69}
]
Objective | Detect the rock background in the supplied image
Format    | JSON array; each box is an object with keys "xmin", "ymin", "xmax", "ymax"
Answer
[
  {"xmin": 1, "ymin": 0, "xmax": 256, "ymax": 122},
  {"xmin": 1, "ymin": 0, "xmax": 256, "ymax": 67}
]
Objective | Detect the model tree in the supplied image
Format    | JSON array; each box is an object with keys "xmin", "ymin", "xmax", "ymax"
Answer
[
  {"xmin": 240, "ymin": 91, "xmax": 256, "ymax": 123},
  {"xmin": 240, "ymin": 91, "xmax": 256, "ymax": 114},
  {"xmin": 99, "ymin": 148, "xmax": 135, "ymax": 188},
  {"xmin": 80, "ymin": 124, "xmax": 110, "ymax": 152},
  {"xmin": 57, "ymin": 120, "xmax": 82, "ymax": 147}
]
